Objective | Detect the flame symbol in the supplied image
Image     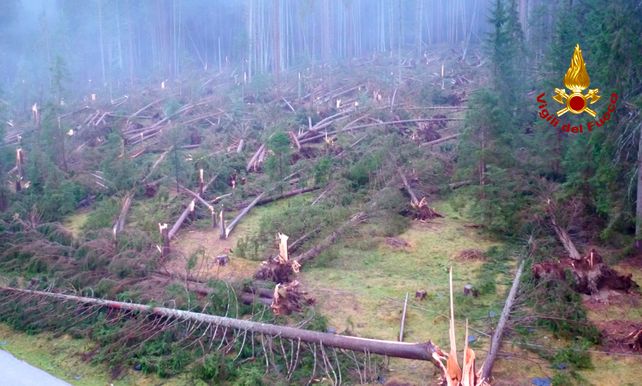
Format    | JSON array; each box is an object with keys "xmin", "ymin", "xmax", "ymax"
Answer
[{"xmin": 563, "ymin": 44, "xmax": 590, "ymax": 92}]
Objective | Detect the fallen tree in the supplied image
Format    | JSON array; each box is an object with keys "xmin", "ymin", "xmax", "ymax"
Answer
[
  {"xmin": 0, "ymin": 286, "xmax": 440, "ymax": 361},
  {"xmin": 234, "ymin": 186, "xmax": 319, "ymax": 210},
  {"xmin": 535, "ymin": 200, "xmax": 638, "ymax": 294},
  {"xmin": 295, "ymin": 212, "xmax": 367, "ymax": 265},
  {"xmin": 480, "ymin": 259, "xmax": 525, "ymax": 381},
  {"xmin": 223, "ymin": 192, "xmax": 266, "ymax": 239},
  {"xmin": 168, "ymin": 175, "xmax": 217, "ymax": 240},
  {"xmin": 112, "ymin": 192, "xmax": 133, "ymax": 236}
]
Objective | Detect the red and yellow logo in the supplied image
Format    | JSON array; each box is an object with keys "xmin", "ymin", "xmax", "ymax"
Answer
[
  {"xmin": 552, "ymin": 44, "xmax": 600, "ymax": 117},
  {"xmin": 536, "ymin": 43, "xmax": 618, "ymax": 134}
]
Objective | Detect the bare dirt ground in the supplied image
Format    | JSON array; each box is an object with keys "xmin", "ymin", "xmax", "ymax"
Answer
[{"xmin": 164, "ymin": 227, "xmax": 260, "ymax": 282}]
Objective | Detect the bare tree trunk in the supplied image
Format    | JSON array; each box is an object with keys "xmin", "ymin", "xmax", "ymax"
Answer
[
  {"xmin": 399, "ymin": 292, "xmax": 409, "ymax": 342},
  {"xmin": 112, "ymin": 192, "xmax": 133, "ymax": 236},
  {"xmin": 481, "ymin": 260, "xmax": 525, "ymax": 381},
  {"xmin": 168, "ymin": 175, "xmax": 217, "ymax": 239},
  {"xmin": 635, "ymin": 130, "xmax": 642, "ymax": 250},
  {"xmin": 398, "ymin": 169, "xmax": 419, "ymax": 206},
  {"xmin": 0, "ymin": 286, "xmax": 441, "ymax": 361},
  {"xmin": 295, "ymin": 212, "xmax": 366, "ymax": 264},
  {"xmin": 224, "ymin": 192, "xmax": 266, "ymax": 238},
  {"xmin": 159, "ymin": 223, "xmax": 170, "ymax": 258},
  {"xmin": 550, "ymin": 216, "xmax": 581, "ymax": 260}
]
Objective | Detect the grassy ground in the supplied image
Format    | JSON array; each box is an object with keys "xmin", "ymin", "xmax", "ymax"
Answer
[
  {"xmin": 63, "ymin": 210, "xmax": 90, "ymax": 238},
  {"xmin": 16, "ymin": 196, "xmax": 642, "ymax": 385},
  {"xmin": 300, "ymin": 201, "xmax": 513, "ymax": 384}
]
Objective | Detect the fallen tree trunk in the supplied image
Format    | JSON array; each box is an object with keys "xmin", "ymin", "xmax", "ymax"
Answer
[
  {"xmin": 295, "ymin": 212, "xmax": 367, "ymax": 264},
  {"xmin": 235, "ymin": 186, "xmax": 319, "ymax": 210},
  {"xmin": 0, "ymin": 286, "xmax": 440, "ymax": 361},
  {"xmin": 299, "ymin": 118, "xmax": 463, "ymax": 145},
  {"xmin": 481, "ymin": 259, "xmax": 525, "ymax": 382},
  {"xmin": 546, "ymin": 201, "xmax": 581, "ymax": 260},
  {"xmin": 421, "ymin": 133, "xmax": 460, "ymax": 147},
  {"xmin": 398, "ymin": 169, "xmax": 420, "ymax": 206},
  {"xmin": 551, "ymin": 217, "xmax": 581, "ymax": 260},
  {"xmin": 224, "ymin": 192, "xmax": 266, "ymax": 239},
  {"xmin": 168, "ymin": 175, "xmax": 217, "ymax": 239},
  {"xmin": 246, "ymin": 144, "xmax": 266, "ymax": 172},
  {"xmin": 112, "ymin": 192, "xmax": 133, "ymax": 236},
  {"xmin": 181, "ymin": 185, "xmax": 214, "ymax": 211}
]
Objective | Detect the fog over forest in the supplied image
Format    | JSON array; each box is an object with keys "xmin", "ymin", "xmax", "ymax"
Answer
[{"xmin": 0, "ymin": 0, "xmax": 501, "ymax": 104}]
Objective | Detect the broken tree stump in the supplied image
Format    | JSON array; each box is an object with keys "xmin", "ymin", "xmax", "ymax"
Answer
[
  {"xmin": 159, "ymin": 223, "xmax": 170, "ymax": 258},
  {"xmin": 463, "ymin": 284, "xmax": 478, "ymax": 297},
  {"xmin": 399, "ymin": 292, "xmax": 409, "ymax": 342},
  {"xmin": 219, "ymin": 208, "xmax": 226, "ymax": 239}
]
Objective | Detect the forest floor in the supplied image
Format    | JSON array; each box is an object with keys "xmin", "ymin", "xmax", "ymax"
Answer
[{"xmin": 7, "ymin": 191, "xmax": 642, "ymax": 385}]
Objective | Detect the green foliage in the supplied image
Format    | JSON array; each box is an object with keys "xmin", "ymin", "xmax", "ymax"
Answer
[
  {"xmin": 265, "ymin": 131, "xmax": 292, "ymax": 183},
  {"xmin": 82, "ymin": 197, "xmax": 120, "ymax": 231},
  {"xmin": 193, "ymin": 352, "xmax": 236, "ymax": 383},
  {"xmin": 36, "ymin": 180, "xmax": 87, "ymax": 222},
  {"xmin": 313, "ymin": 156, "xmax": 332, "ymax": 185},
  {"xmin": 345, "ymin": 151, "xmax": 383, "ymax": 189}
]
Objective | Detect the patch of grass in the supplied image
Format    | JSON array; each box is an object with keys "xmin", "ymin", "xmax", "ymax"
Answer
[
  {"xmin": 63, "ymin": 210, "xmax": 90, "ymax": 237},
  {"xmin": 301, "ymin": 201, "xmax": 503, "ymax": 382}
]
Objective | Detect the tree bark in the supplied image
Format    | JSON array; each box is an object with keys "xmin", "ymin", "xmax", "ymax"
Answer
[
  {"xmin": 224, "ymin": 192, "xmax": 266, "ymax": 238},
  {"xmin": 398, "ymin": 169, "xmax": 420, "ymax": 206},
  {"xmin": 399, "ymin": 292, "xmax": 409, "ymax": 342},
  {"xmin": 168, "ymin": 175, "xmax": 217, "ymax": 240},
  {"xmin": 295, "ymin": 212, "xmax": 366, "ymax": 264},
  {"xmin": 112, "ymin": 192, "xmax": 133, "ymax": 236},
  {"xmin": 551, "ymin": 217, "xmax": 581, "ymax": 260},
  {"xmin": 234, "ymin": 186, "xmax": 319, "ymax": 209},
  {"xmin": 635, "ymin": 125, "xmax": 642, "ymax": 250},
  {"xmin": 481, "ymin": 260, "xmax": 525, "ymax": 382},
  {"xmin": 0, "ymin": 286, "xmax": 440, "ymax": 362}
]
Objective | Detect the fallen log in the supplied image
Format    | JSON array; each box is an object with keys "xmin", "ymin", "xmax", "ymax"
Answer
[
  {"xmin": 546, "ymin": 200, "xmax": 581, "ymax": 260},
  {"xmin": 180, "ymin": 185, "xmax": 214, "ymax": 211},
  {"xmin": 295, "ymin": 212, "xmax": 367, "ymax": 264},
  {"xmin": 481, "ymin": 259, "xmax": 525, "ymax": 382},
  {"xmin": 421, "ymin": 133, "xmax": 460, "ymax": 147},
  {"xmin": 299, "ymin": 118, "xmax": 463, "ymax": 145},
  {"xmin": 234, "ymin": 186, "xmax": 320, "ymax": 210},
  {"xmin": 398, "ymin": 169, "xmax": 420, "ymax": 206},
  {"xmin": 0, "ymin": 286, "xmax": 441, "ymax": 361},
  {"xmin": 112, "ymin": 192, "xmax": 133, "ymax": 236},
  {"xmin": 128, "ymin": 97, "xmax": 167, "ymax": 120},
  {"xmin": 246, "ymin": 144, "xmax": 265, "ymax": 172},
  {"xmin": 223, "ymin": 192, "xmax": 266, "ymax": 239},
  {"xmin": 168, "ymin": 175, "xmax": 217, "ymax": 239}
]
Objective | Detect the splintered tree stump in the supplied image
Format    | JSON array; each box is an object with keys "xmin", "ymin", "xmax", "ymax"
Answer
[
  {"xmin": 463, "ymin": 284, "xmax": 478, "ymax": 297},
  {"xmin": 215, "ymin": 254, "xmax": 229, "ymax": 267},
  {"xmin": 159, "ymin": 223, "xmax": 170, "ymax": 258}
]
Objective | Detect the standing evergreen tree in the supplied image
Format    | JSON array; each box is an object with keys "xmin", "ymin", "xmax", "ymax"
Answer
[{"xmin": 456, "ymin": 0, "xmax": 531, "ymax": 234}]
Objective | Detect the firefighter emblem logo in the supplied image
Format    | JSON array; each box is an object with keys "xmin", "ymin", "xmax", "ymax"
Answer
[{"xmin": 552, "ymin": 44, "xmax": 600, "ymax": 117}]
